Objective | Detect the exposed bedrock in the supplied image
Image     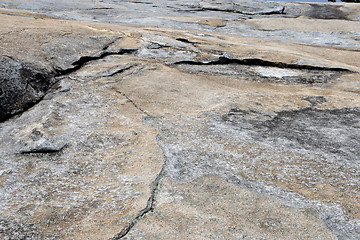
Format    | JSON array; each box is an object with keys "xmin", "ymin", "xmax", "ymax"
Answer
[
  {"xmin": 0, "ymin": 0, "xmax": 360, "ymax": 239},
  {"xmin": 136, "ymin": 106, "xmax": 360, "ymax": 239}
]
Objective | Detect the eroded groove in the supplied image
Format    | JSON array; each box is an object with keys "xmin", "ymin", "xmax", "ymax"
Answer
[
  {"xmin": 20, "ymin": 149, "xmax": 59, "ymax": 154},
  {"xmin": 173, "ymin": 56, "xmax": 353, "ymax": 72}
]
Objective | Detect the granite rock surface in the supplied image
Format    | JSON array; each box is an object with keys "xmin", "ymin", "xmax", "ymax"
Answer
[{"xmin": 0, "ymin": 0, "xmax": 359, "ymax": 239}]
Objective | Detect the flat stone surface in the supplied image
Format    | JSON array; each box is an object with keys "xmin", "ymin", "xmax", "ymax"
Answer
[
  {"xmin": 0, "ymin": 0, "xmax": 359, "ymax": 239},
  {"xmin": 0, "ymin": 61, "xmax": 164, "ymax": 239},
  {"xmin": 124, "ymin": 176, "xmax": 337, "ymax": 239}
]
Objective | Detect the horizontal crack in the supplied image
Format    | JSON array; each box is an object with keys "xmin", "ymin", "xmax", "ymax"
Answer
[
  {"xmin": 176, "ymin": 38, "xmax": 199, "ymax": 45},
  {"xmin": 185, "ymin": 6, "xmax": 285, "ymax": 15},
  {"xmin": 19, "ymin": 143, "xmax": 67, "ymax": 154},
  {"xmin": 56, "ymin": 48, "xmax": 138, "ymax": 76},
  {"xmin": 173, "ymin": 56, "xmax": 353, "ymax": 72}
]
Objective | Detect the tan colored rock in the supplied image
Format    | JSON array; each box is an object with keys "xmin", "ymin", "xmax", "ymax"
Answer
[
  {"xmin": 124, "ymin": 175, "xmax": 337, "ymax": 239},
  {"xmin": 0, "ymin": 1, "xmax": 360, "ymax": 239},
  {"xmin": 0, "ymin": 67, "xmax": 164, "ymax": 239}
]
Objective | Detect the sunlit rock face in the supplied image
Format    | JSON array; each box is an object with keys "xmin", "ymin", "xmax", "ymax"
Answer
[{"xmin": 0, "ymin": 0, "xmax": 359, "ymax": 239}]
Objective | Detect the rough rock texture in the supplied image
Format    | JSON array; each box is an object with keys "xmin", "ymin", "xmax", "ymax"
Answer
[
  {"xmin": 0, "ymin": 56, "xmax": 55, "ymax": 122},
  {"xmin": 0, "ymin": 0, "xmax": 359, "ymax": 239}
]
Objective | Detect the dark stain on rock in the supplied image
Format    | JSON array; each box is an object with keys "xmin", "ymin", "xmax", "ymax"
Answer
[
  {"xmin": 305, "ymin": 4, "xmax": 347, "ymax": 20},
  {"xmin": 31, "ymin": 129, "xmax": 44, "ymax": 141},
  {"xmin": 222, "ymin": 107, "xmax": 360, "ymax": 162}
]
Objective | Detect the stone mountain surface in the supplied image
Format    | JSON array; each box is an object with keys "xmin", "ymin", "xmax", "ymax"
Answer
[{"xmin": 0, "ymin": 0, "xmax": 359, "ymax": 239}]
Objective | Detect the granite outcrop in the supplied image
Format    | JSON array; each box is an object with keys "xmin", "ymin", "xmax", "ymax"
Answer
[{"xmin": 0, "ymin": 0, "xmax": 359, "ymax": 239}]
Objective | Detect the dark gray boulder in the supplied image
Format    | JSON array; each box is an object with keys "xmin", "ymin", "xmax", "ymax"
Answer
[{"xmin": 0, "ymin": 56, "xmax": 55, "ymax": 122}]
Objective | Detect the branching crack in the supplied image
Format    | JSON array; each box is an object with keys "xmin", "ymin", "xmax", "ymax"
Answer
[
  {"xmin": 173, "ymin": 56, "xmax": 353, "ymax": 72},
  {"xmin": 56, "ymin": 48, "xmax": 138, "ymax": 76}
]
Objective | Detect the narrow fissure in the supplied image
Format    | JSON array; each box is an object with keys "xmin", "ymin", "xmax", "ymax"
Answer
[
  {"xmin": 109, "ymin": 144, "xmax": 167, "ymax": 239},
  {"xmin": 176, "ymin": 38, "xmax": 198, "ymax": 45},
  {"xmin": 112, "ymin": 88, "xmax": 150, "ymax": 117},
  {"xmin": 103, "ymin": 65, "xmax": 135, "ymax": 77},
  {"xmin": 173, "ymin": 56, "xmax": 353, "ymax": 72},
  {"xmin": 19, "ymin": 145, "xmax": 66, "ymax": 154},
  {"xmin": 199, "ymin": 6, "xmax": 285, "ymax": 15},
  {"xmin": 56, "ymin": 48, "xmax": 138, "ymax": 76}
]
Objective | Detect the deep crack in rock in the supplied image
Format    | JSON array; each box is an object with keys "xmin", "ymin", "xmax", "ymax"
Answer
[
  {"xmin": 173, "ymin": 56, "xmax": 353, "ymax": 72},
  {"xmin": 203, "ymin": 6, "xmax": 285, "ymax": 15},
  {"xmin": 173, "ymin": 56, "xmax": 353, "ymax": 84},
  {"xmin": 1, "ymin": 1, "xmax": 360, "ymax": 239},
  {"xmin": 57, "ymin": 48, "xmax": 138, "ymax": 76}
]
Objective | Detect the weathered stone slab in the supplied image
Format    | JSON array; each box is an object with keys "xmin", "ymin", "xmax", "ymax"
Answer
[
  {"xmin": 124, "ymin": 176, "xmax": 337, "ymax": 239},
  {"xmin": 0, "ymin": 69, "xmax": 164, "ymax": 239},
  {"xmin": 0, "ymin": 0, "xmax": 359, "ymax": 239}
]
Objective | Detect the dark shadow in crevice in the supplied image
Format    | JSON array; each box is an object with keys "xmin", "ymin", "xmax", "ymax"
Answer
[{"xmin": 173, "ymin": 56, "xmax": 353, "ymax": 72}]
